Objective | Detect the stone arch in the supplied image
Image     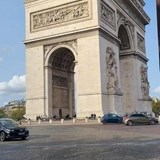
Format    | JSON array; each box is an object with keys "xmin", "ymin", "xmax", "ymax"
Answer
[
  {"xmin": 117, "ymin": 15, "xmax": 135, "ymax": 51},
  {"xmin": 118, "ymin": 23, "xmax": 136, "ymax": 113},
  {"xmin": 118, "ymin": 25, "xmax": 130, "ymax": 50},
  {"xmin": 118, "ymin": 25, "xmax": 135, "ymax": 51},
  {"xmin": 44, "ymin": 44, "xmax": 77, "ymax": 119},
  {"xmin": 45, "ymin": 44, "xmax": 78, "ymax": 67}
]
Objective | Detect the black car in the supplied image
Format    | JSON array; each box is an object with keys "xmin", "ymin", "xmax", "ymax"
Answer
[
  {"xmin": 0, "ymin": 118, "xmax": 29, "ymax": 141},
  {"xmin": 101, "ymin": 113, "xmax": 123, "ymax": 124}
]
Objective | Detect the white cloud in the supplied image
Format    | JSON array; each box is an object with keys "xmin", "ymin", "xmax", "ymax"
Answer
[
  {"xmin": 152, "ymin": 86, "xmax": 160, "ymax": 94},
  {"xmin": 0, "ymin": 75, "xmax": 26, "ymax": 96}
]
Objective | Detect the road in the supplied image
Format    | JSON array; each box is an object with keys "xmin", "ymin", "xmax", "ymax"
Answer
[{"xmin": 0, "ymin": 123, "xmax": 160, "ymax": 160}]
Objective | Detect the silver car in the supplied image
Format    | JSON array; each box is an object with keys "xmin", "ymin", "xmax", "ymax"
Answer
[{"xmin": 124, "ymin": 114, "xmax": 158, "ymax": 126}]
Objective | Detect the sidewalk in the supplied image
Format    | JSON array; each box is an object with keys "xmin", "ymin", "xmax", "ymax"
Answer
[{"xmin": 22, "ymin": 118, "xmax": 102, "ymax": 126}]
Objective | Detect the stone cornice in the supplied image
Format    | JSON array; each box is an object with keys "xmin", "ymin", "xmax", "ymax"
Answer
[
  {"xmin": 25, "ymin": 0, "xmax": 38, "ymax": 4},
  {"xmin": 138, "ymin": 0, "xmax": 145, "ymax": 7},
  {"xmin": 114, "ymin": 0, "xmax": 150, "ymax": 25},
  {"xmin": 130, "ymin": 0, "xmax": 150, "ymax": 22}
]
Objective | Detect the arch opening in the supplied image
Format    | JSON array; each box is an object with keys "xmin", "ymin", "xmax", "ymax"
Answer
[
  {"xmin": 118, "ymin": 25, "xmax": 132, "ymax": 113},
  {"xmin": 49, "ymin": 47, "xmax": 76, "ymax": 119},
  {"xmin": 118, "ymin": 25, "xmax": 130, "ymax": 51}
]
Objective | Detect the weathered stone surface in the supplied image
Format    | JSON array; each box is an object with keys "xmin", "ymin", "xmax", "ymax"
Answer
[{"xmin": 24, "ymin": 0, "xmax": 151, "ymax": 120}]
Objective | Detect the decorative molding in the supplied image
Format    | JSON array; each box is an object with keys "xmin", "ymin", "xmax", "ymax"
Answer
[
  {"xmin": 117, "ymin": 11, "xmax": 135, "ymax": 50},
  {"xmin": 31, "ymin": 1, "xmax": 90, "ymax": 32},
  {"xmin": 25, "ymin": 0, "xmax": 38, "ymax": 4},
  {"xmin": 137, "ymin": 0, "xmax": 145, "ymax": 7},
  {"xmin": 131, "ymin": 0, "xmax": 149, "ymax": 21},
  {"xmin": 137, "ymin": 33, "xmax": 145, "ymax": 52},
  {"xmin": 114, "ymin": 0, "xmax": 148, "ymax": 30},
  {"xmin": 44, "ymin": 39, "xmax": 77, "ymax": 60},
  {"xmin": 101, "ymin": 1, "xmax": 116, "ymax": 30}
]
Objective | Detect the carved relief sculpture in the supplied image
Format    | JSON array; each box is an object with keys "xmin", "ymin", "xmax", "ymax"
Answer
[
  {"xmin": 31, "ymin": 2, "xmax": 89, "ymax": 32},
  {"xmin": 101, "ymin": 1, "xmax": 116, "ymax": 30},
  {"xmin": 137, "ymin": 33, "xmax": 145, "ymax": 52},
  {"xmin": 106, "ymin": 47, "xmax": 119, "ymax": 92},
  {"xmin": 140, "ymin": 64, "xmax": 150, "ymax": 99}
]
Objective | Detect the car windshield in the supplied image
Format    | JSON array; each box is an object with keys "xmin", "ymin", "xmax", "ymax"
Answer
[{"xmin": 0, "ymin": 119, "xmax": 19, "ymax": 128}]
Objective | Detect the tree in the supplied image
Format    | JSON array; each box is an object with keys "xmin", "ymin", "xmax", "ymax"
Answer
[
  {"xmin": 152, "ymin": 98, "xmax": 160, "ymax": 115},
  {"xmin": 0, "ymin": 108, "xmax": 7, "ymax": 118},
  {"xmin": 10, "ymin": 107, "xmax": 26, "ymax": 121}
]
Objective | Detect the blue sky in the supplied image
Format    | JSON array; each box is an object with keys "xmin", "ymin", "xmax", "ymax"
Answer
[{"xmin": 0, "ymin": 0, "xmax": 159, "ymax": 107}]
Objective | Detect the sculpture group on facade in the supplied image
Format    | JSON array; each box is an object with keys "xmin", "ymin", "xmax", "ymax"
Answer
[{"xmin": 106, "ymin": 47, "xmax": 119, "ymax": 93}]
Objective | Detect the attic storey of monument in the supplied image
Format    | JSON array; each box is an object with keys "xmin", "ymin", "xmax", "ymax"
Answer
[{"xmin": 24, "ymin": 0, "xmax": 152, "ymax": 120}]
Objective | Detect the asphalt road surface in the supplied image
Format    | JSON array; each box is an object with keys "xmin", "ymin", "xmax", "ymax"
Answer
[{"xmin": 0, "ymin": 123, "xmax": 160, "ymax": 160}]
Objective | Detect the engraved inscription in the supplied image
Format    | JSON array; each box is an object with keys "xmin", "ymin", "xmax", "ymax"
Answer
[
  {"xmin": 101, "ymin": 2, "xmax": 116, "ymax": 30},
  {"xmin": 31, "ymin": 2, "xmax": 89, "ymax": 32}
]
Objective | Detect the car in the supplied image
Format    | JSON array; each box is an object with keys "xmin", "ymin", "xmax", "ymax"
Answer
[
  {"xmin": 0, "ymin": 118, "xmax": 29, "ymax": 141},
  {"xmin": 101, "ymin": 113, "xmax": 123, "ymax": 124},
  {"xmin": 124, "ymin": 113, "xmax": 158, "ymax": 126},
  {"xmin": 37, "ymin": 115, "xmax": 49, "ymax": 121}
]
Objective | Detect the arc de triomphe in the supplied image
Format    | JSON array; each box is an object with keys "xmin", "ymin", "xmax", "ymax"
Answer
[{"xmin": 24, "ymin": 0, "xmax": 152, "ymax": 119}]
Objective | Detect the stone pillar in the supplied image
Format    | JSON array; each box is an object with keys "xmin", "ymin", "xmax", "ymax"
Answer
[
  {"xmin": 61, "ymin": 119, "xmax": 64, "ymax": 124},
  {"xmin": 44, "ymin": 66, "xmax": 53, "ymax": 118},
  {"xmin": 73, "ymin": 118, "xmax": 76, "ymax": 123},
  {"xmin": 69, "ymin": 72, "xmax": 73, "ymax": 118},
  {"xmin": 85, "ymin": 117, "xmax": 88, "ymax": 123},
  {"xmin": 97, "ymin": 117, "xmax": 101, "ymax": 123},
  {"xmin": 38, "ymin": 119, "xmax": 42, "ymax": 124},
  {"xmin": 49, "ymin": 118, "xmax": 53, "ymax": 124}
]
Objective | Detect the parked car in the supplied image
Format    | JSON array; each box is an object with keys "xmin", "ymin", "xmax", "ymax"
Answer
[
  {"xmin": 0, "ymin": 118, "xmax": 29, "ymax": 141},
  {"xmin": 124, "ymin": 113, "xmax": 158, "ymax": 126},
  {"xmin": 101, "ymin": 113, "xmax": 123, "ymax": 124}
]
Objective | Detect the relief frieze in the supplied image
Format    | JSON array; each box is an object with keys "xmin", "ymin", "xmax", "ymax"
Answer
[
  {"xmin": 31, "ymin": 1, "xmax": 89, "ymax": 32},
  {"xmin": 101, "ymin": 1, "xmax": 116, "ymax": 30},
  {"xmin": 137, "ymin": 33, "xmax": 145, "ymax": 52}
]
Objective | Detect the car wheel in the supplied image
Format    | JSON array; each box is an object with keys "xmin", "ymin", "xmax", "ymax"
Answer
[
  {"xmin": 127, "ymin": 120, "xmax": 133, "ymax": 126},
  {"xmin": 149, "ymin": 120, "xmax": 155, "ymax": 125},
  {"xmin": 0, "ymin": 131, "xmax": 6, "ymax": 142}
]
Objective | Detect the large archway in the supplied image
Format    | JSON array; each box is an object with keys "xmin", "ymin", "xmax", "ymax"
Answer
[
  {"xmin": 48, "ymin": 47, "xmax": 76, "ymax": 118},
  {"xmin": 118, "ymin": 25, "xmax": 132, "ymax": 113}
]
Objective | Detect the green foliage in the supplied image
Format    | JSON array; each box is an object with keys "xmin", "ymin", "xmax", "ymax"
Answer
[
  {"xmin": 9, "ymin": 107, "xmax": 26, "ymax": 121},
  {"xmin": 0, "ymin": 108, "xmax": 7, "ymax": 118},
  {"xmin": 152, "ymin": 99, "xmax": 160, "ymax": 115}
]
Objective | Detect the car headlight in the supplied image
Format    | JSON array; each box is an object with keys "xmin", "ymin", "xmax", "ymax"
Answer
[{"xmin": 5, "ymin": 128, "xmax": 12, "ymax": 133}]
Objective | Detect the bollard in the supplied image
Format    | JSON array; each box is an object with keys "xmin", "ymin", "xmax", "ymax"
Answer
[
  {"xmin": 97, "ymin": 117, "xmax": 101, "ymax": 123},
  {"xmin": 85, "ymin": 117, "xmax": 88, "ymax": 123},
  {"xmin": 158, "ymin": 116, "xmax": 160, "ymax": 123},
  {"xmin": 28, "ymin": 119, "xmax": 31, "ymax": 125},
  {"xmin": 38, "ymin": 119, "xmax": 42, "ymax": 124},
  {"xmin": 61, "ymin": 119, "xmax": 64, "ymax": 124},
  {"xmin": 73, "ymin": 118, "xmax": 76, "ymax": 123},
  {"xmin": 49, "ymin": 119, "xmax": 53, "ymax": 124}
]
